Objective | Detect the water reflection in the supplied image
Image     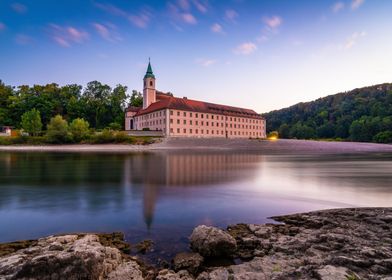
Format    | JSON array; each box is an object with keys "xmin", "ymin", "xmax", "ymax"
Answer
[{"xmin": 0, "ymin": 151, "xmax": 391, "ymax": 261}]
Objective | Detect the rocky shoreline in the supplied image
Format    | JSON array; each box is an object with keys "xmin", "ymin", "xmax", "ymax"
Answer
[{"xmin": 1, "ymin": 208, "xmax": 391, "ymax": 279}]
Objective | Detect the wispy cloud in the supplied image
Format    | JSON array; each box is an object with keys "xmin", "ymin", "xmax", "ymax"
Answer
[
  {"xmin": 351, "ymin": 0, "xmax": 364, "ymax": 10},
  {"xmin": 129, "ymin": 10, "xmax": 151, "ymax": 28},
  {"xmin": 168, "ymin": 1, "xmax": 198, "ymax": 25},
  {"xmin": 193, "ymin": 0, "xmax": 208, "ymax": 13},
  {"xmin": 94, "ymin": 2, "xmax": 128, "ymax": 17},
  {"xmin": 15, "ymin": 34, "xmax": 32, "ymax": 45},
  {"xmin": 225, "ymin": 9, "xmax": 238, "ymax": 22},
  {"xmin": 210, "ymin": 23, "xmax": 223, "ymax": 34},
  {"xmin": 49, "ymin": 24, "xmax": 89, "ymax": 47},
  {"xmin": 234, "ymin": 42, "xmax": 257, "ymax": 55},
  {"xmin": 11, "ymin": 2, "xmax": 27, "ymax": 14},
  {"xmin": 195, "ymin": 58, "xmax": 216, "ymax": 67},
  {"xmin": 95, "ymin": 2, "xmax": 152, "ymax": 28},
  {"xmin": 0, "ymin": 23, "xmax": 5, "ymax": 31},
  {"xmin": 263, "ymin": 15, "xmax": 282, "ymax": 30},
  {"xmin": 343, "ymin": 31, "xmax": 367, "ymax": 49},
  {"xmin": 332, "ymin": 2, "xmax": 345, "ymax": 13},
  {"xmin": 92, "ymin": 22, "xmax": 122, "ymax": 42}
]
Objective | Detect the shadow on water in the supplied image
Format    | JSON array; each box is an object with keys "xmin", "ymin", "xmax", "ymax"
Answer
[{"xmin": 0, "ymin": 151, "xmax": 391, "ymax": 263}]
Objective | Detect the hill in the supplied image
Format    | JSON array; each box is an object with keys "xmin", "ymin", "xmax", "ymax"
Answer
[{"xmin": 262, "ymin": 83, "xmax": 392, "ymax": 143}]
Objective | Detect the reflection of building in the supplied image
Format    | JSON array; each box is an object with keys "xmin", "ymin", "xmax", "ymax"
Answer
[
  {"xmin": 125, "ymin": 61, "xmax": 266, "ymax": 138},
  {"xmin": 123, "ymin": 152, "xmax": 263, "ymax": 228}
]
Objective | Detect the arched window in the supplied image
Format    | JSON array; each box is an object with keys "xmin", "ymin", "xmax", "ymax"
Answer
[{"xmin": 150, "ymin": 81, "xmax": 153, "ymax": 86}]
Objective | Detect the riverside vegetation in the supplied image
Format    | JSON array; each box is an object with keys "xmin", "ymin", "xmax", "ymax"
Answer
[{"xmin": 0, "ymin": 111, "xmax": 155, "ymax": 145}]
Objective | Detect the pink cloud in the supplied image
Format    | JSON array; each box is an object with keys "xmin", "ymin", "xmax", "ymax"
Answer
[
  {"xmin": 181, "ymin": 13, "xmax": 197, "ymax": 24},
  {"xmin": 49, "ymin": 24, "xmax": 89, "ymax": 47},
  {"xmin": 211, "ymin": 23, "xmax": 223, "ymax": 34},
  {"xmin": 332, "ymin": 2, "xmax": 345, "ymax": 13},
  {"xmin": 263, "ymin": 16, "xmax": 282, "ymax": 29},
  {"xmin": 178, "ymin": 0, "xmax": 191, "ymax": 11},
  {"xmin": 11, "ymin": 3, "xmax": 27, "ymax": 14},
  {"xmin": 129, "ymin": 11, "xmax": 151, "ymax": 28},
  {"xmin": 0, "ymin": 23, "xmax": 5, "ymax": 31},
  {"xmin": 94, "ymin": 2, "xmax": 128, "ymax": 17},
  {"xmin": 225, "ymin": 9, "xmax": 238, "ymax": 22},
  {"xmin": 351, "ymin": 0, "xmax": 364, "ymax": 10},
  {"xmin": 234, "ymin": 42, "xmax": 257, "ymax": 55},
  {"xmin": 193, "ymin": 0, "xmax": 208, "ymax": 13},
  {"xmin": 195, "ymin": 58, "xmax": 216, "ymax": 67}
]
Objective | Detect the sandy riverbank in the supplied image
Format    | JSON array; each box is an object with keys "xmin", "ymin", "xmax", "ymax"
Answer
[
  {"xmin": 0, "ymin": 208, "xmax": 391, "ymax": 279},
  {"xmin": 0, "ymin": 138, "xmax": 391, "ymax": 154}
]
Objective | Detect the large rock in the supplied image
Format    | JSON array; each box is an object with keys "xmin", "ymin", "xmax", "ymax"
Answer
[
  {"xmin": 316, "ymin": 265, "xmax": 350, "ymax": 280},
  {"xmin": 0, "ymin": 234, "xmax": 143, "ymax": 280},
  {"xmin": 190, "ymin": 226, "xmax": 237, "ymax": 257},
  {"xmin": 173, "ymin": 252, "xmax": 203, "ymax": 274}
]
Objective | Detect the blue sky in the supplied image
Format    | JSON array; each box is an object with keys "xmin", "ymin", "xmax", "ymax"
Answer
[{"xmin": 1, "ymin": 0, "xmax": 392, "ymax": 112}]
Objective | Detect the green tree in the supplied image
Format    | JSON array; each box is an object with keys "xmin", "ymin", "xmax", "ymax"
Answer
[
  {"xmin": 130, "ymin": 90, "xmax": 143, "ymax": 107},
  {"xmin": 69, "ymin": 118, "xmax": 90, "ymax": 142},
  {"xmin": 20, "ymin": 109, "xmax": 43, "ymax": 136},
  {"xmin": 278, "ymin": 123, "xmax": 290, "ymax": 138},
  {"xmin": 46, "ymin": 115, "xmax": 69, "ymax": 143},
  {"xmin": 373, "ymin": 131, "xmax": 392, "ymax": 143}
]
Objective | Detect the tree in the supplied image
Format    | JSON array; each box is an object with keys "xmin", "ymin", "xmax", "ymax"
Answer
[
  {"xmin": 69, "ymin": 118, "xmax": 90, "ymax": 142},
  {"xmin": 373, "ymin": 131, "xmax": 392, "ymax": 143},
  {"xmin": 20, "ymin": 109, "xmax": 43, "ymax": 136},
  {"xmin": 46, "ymin": 115, "xmax": 69, "ymax": 143},
  {"xmin": 130, "ymin": 90, "xmax": 143, "ymax": 107},
  {"xmin": 278, "ymin": 123, "xmax": 290, "ymax": 138}
]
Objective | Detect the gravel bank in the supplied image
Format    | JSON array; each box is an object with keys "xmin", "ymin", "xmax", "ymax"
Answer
[{"xmin": 0, "ymin": 138, "xmax": 391, "ymax": 154}]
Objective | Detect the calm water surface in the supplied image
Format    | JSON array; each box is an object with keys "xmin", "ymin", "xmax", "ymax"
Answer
[{"xmin": 0, "ymin": 151, "xmax": 391, "ymax": 261}]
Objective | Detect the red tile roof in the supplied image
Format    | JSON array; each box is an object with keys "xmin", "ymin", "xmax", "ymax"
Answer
[{"xmin": 130, "ymin": 91, "xmax": 263, "ymax": 119}]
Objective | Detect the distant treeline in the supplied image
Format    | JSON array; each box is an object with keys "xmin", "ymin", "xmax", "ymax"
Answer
[
  {"xmin": 0, "ymin": 80, "xmax": 143, "ymax": 130},
  {"xmin": 262, "ymin": 83, "xmax": 392, "ymax": 143}
]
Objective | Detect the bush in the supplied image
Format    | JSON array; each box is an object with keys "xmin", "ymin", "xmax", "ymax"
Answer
[
  {"xmin": 21, "ymin": 109, "xmax": 42, "ymax": 136},
  {"xmin": 46, "ymin": 115, "xmax": 69, "ymax": 143},
  {"xmin": 373, "ymin": 131, "xmax": 392, "ymax": 143},
  {"xmin": 108, "ymin": 122, "xmax": 122, "ymax": 131},
  {"xmin": 70, "ymin": 118, "xmax": 90, "ymax": 142},
  {"xmin": 89, "ymin": 129, "xmax": 137, "ymax": 144}
]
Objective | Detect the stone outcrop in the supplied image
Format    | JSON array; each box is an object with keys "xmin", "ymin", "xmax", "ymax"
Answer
[
  {"xmin": 189, "ymin": 225, "xmax": 237, "ymax": 258},
  {"xmin": 1, "ymin": 208, "xmax": 391, "ymax": 279},
  {"xmin": 173, "ymin": 252, "xmax": 204, "ymax": 274},
  {"xmin": 0, "ymin": 234, "xmax": 143, "ymax": 280}
]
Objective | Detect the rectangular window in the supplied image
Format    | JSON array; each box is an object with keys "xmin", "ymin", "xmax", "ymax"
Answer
[
  {"xmin": 201, "ymin": 114, "xmax": 204, "ymax": 118},
  {"xmin": 196, "ymin": 113, "xmax": 198, "ymax": 118},
  {"xmin": 177, "ymin": 119, "xmax": 180, "ymax": 124},
  {"xmin": 206, "ymin": 130, "xmax": 209, "ymax": 134},
  {"xmin": 206, "ymin": 114, "xmax": 209, "ymax": 119},
  {"xmin": 170, "ymin": 119, "xmax": 173, "ymax": 124},
  {"xmin": 206, "ymin": 122, "xmax": 209, "ymax": 126},
  {"xmin": 183, "ymin": 112, "xmax": 186, "ymax": 117},
  {"xmin": 170, "ymin": 128, "xmax": 174, "ymax": 133},
  {"xmin": 184, "ymin": 120, "xmax": 186, "ymax": 125},
  {"xmin": 196, "ymin": 121, "xmax": 198, "ymax": 125},
  {"xmin": 196, "ymin": 129, "xmax": 198, "ymax": 134},
  {"xmin": 212, "ymin": 115, "xmax": 214, "ymax": 119},
  {"xmin": 190, "ymin": 120, "xmax": 193, "ymax": 125},
  {"xmin": 211, "ymin": 122, "xmax": 213, "ymax": 126},
  {"xmin": 190, "ymin": 129, "xmax": 192, "ymax": 133},
  {"xmin": 177, "ymin": 128, "xmax": 180, "ymax": 133},
  {"xmin": 212, "ymin": 130, "xmax": 214, "ymax": 134},
  {"xmin": 190, "ymin": 112, "xmax": 193, "ymax": 117},
  {"xmin": 183, "ymin": 128, "xmax": 186, "ymax": 133},
  {"xmin": 177, "ymin": 111, "xmax": 180, "ymax": 116}
]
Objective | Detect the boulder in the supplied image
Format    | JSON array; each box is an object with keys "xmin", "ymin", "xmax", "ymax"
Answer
[
  {"xmin": 173, "ymin": 252, "xmax": 203, "ymax": 274},
  {"xmin": 316, "ymin": 265, "xmax": 350, "ymax": 280},
  {"xmin": 190, "ymin": 226, "xmax": 237, "ymax": 257},
  {"xmin": 0, "ymin": 234, "xmax": 142, "ymax": 280}
]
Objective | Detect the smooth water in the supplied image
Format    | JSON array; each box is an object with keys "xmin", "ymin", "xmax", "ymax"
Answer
[{"xmin": 1, "ymin": 151, "xmax": 391, "ymax": 261}]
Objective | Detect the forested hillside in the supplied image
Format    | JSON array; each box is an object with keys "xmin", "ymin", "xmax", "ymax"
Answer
[{"xmin": 263, "ymin": 84, "xmax": 392, "ymax": 143}]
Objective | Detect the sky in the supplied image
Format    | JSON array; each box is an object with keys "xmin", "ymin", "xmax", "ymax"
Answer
[{"xmin": 1, "ymin": 0, "xmax": 392, "ymax": 113}]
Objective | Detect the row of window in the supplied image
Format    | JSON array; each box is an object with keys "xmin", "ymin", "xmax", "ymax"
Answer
[
  {"xmin": 170, "ymin": 128, "xmax": 263, "ymax": 137},
  {"xmin": 170, "ymin": 110, "xmax": 262, "ymax": 124},
  {"xmin": 170, "ymin": 119, "xmax": 263, "ymax": 130}
]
